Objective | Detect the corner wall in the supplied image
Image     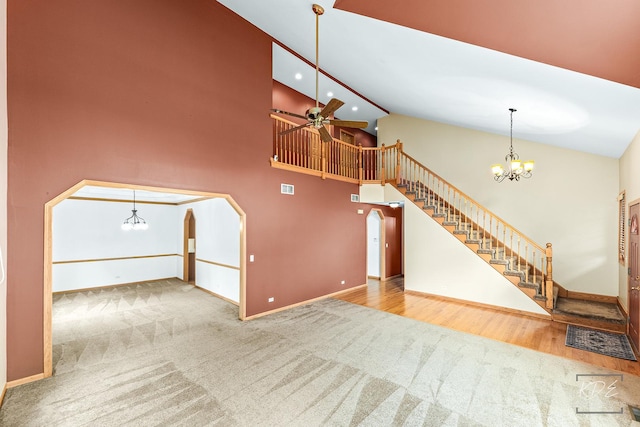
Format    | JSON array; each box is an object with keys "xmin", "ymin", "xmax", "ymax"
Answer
[
  {"xmin": 0, "ymin": 0, "xmax": 7, "ymax": 397},
  {"xmin": 177, "ymin": 198, "xmax": 241, "ymax": 303},
  {"xmin": 618, "ymin": 129, "xmax": 640, "ymax": 310},
  {"xmin": 379, "ymin": 113, "xmax": 619, "ymax": 297}
]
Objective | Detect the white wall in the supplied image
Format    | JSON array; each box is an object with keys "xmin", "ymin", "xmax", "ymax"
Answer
[
  {"xmin": 0, "ymin": 0, "xmax": 7, "ymax": 394},
  {"xmin": 367, "ymin": 211, "xmax": 381, "ymax": 277},
  {"xmin": 52, "ymin": 199, "xmax": 179, "ymax": 291},
  {"xmin": 618, "ymin": 129, "xmax": 640, "ymax": 309},
  {"xmin": 177, "ymin": 198, "xmax": 240, "ymax": 303},
  {"xmin": 387, "ymin": 185, "xmax": 548, "ymax": 315},
  {"xmin": 379, "ymin": 113, "xmax": 619, "ymax": 296}
]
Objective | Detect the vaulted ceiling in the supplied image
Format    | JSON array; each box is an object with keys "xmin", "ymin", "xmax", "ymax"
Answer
[{"xmin": 219, "ymin": 0, "xmax": 640, "ymax": 158}]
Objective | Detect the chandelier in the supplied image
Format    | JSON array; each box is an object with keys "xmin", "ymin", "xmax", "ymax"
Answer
[
  {"xmin": 121, "ymin": 190, "xmax": 148, "ymax": 230},
  {"xmin": 491, "ymin": 108, "xmax": 534, "ymax": 182}
]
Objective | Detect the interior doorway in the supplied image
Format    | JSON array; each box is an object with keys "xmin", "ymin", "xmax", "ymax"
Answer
[
  {"xmin": 183, "ymin": 209, "xmax": 196, "ymax": 283},
  {"xmin": 43, "ymin": 179, "xmax": 247, "ymax": 378},
  {"xmin": 367, "ymin": 209, "xmax": 385, "ymax": 280},
  {"xmin": 629, "ymin": 201, "xmax": 639, "ymax": 353}
]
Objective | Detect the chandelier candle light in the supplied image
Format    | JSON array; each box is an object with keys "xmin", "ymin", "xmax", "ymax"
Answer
[
  {"xmin": 491, "ymin": 108, "xmax": 534, "ymax": 182},
  {"xmin": 121, "ymin": 190, "xmax": 148, "ymax": 231}
]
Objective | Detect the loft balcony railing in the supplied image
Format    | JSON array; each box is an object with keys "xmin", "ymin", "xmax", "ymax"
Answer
[{"xmin": 271, "ymin": 114, "xmax": 554, "ymax": 309}]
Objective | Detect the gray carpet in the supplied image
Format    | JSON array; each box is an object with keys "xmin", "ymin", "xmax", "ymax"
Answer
[{"xmin": 1, "ymin": 278, "xmax": 640, "ymax": 426}]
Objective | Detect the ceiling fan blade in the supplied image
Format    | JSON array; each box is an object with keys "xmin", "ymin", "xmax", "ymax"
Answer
[
  {"xmin": 280, "ymin": 122, "xmax": 311, "ymax": 136},
  {"xmin": 318, "ymin": 125, "xmax": 333, "ymax": 142},
  {"xmin": 320, "ymin": 98, "xmax": 344, "ymax": 118},
  {"xmin": 271, "ymin": 108, "xmax": 308, "ymax": 120},
  {"xmin": 327, "ymin": 120, "xmax": 369, "ymax": 129}
]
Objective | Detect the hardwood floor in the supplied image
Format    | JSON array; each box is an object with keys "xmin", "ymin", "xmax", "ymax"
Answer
[{"xmin": 335, "ymin": 277, "xmax": 640, "ymax": 376}]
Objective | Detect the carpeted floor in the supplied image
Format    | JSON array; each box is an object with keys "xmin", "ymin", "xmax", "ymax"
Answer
[{"xmin": 1, "ymin": 278, "xmax": 640, "ymax": 426}]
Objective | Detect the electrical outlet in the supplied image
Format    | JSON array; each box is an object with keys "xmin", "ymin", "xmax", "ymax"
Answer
[
  {"xmin": 250, "ymin": 254, "xmax": 255, "ymax": 262},
  {"xmin": 268, "ymin": 297, "xmax": 274, "ymax": 303}
]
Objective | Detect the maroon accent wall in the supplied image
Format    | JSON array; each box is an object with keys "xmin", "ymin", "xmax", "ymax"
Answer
[
  {"xmin": 335, "ymin": 0, "xmax": 640, "ymax": 89},
  {"xmin": 272, "ymin": 80, "xmax": 377, "ymax": 147},
  {"xmin": 7, "ymin": 0, "xmax": 369, "ymax": 381}
]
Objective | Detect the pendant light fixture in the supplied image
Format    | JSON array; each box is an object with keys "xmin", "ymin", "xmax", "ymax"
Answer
[
  {"xmin": 491, "ymin": 108, "xmax": 534, "ymax": 182},
  {"xmin": 121, "ymin": 190, "xmax": 148, "ymax": 230}
]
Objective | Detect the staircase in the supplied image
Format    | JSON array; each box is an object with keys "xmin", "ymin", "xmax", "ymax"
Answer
[
  {"xmin": 395, "ymin": 179, "xmax": 552, "ymax": 311},
  {"xmin": 269, "ymin": 116, "xmax": 628, "ymax": 332}
]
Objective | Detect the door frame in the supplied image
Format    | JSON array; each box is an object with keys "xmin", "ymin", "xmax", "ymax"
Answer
[
  {"xmin": 43, "ymin": 179, "xmax": 247, "ymax": 378},
  {"xmin": 367, "ymin": 208, "xmax": 386, "ymax": 280},
  {"xmin": 628, "ymin": 199, "xmax": 640, "ymax": 354},
  {"xmin": 183, "ymin": 209, "xmax": 196, "ymax": 283}
]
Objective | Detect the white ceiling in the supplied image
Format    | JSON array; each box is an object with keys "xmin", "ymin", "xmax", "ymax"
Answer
[
  {"xmin": 219, "ymin": 0, "xmax": 640, "ymax": 158},
  {"xmin": 71, "ymin": 186, "xmax": 206, "ymax": 204}
]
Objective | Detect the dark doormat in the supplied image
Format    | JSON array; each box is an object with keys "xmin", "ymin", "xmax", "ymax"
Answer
[{"xmin": 565, "ymin": 325, "xmax": 637, "ymax": 361}]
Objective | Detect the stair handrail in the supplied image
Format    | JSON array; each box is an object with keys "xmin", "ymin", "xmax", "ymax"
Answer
[
  {"xmin": 398, "ymin": 148, "xmax": 547, "ymax": 256},
  {"xmin": 396, "ymin": 143, "xmax": 553, "ymax": 307}
]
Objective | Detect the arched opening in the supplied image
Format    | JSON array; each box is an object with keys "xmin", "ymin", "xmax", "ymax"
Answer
[
  {"xmin": 183, "ymin": 209, "xmax": 196, "ymax": 283},
  {"xmin": 367, "ymin": 209, "xmax": 386, "ymax": 280},
  {"xmin": 43, "ymin": 179, "xmax": 247, "ymax": 378}
]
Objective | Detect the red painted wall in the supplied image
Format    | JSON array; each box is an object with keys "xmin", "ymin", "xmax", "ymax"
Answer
[{"xmin": 7, "ymin": 0, "xmax": 369, "ymax": 381}]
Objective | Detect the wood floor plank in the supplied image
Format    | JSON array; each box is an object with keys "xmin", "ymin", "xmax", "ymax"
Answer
[{"xmin": 335, "ymin": 278, "xmax": 640, "ymax": 376}]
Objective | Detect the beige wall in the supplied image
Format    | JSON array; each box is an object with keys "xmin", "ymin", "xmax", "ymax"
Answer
[
  {"xmin": 388, "ymin": 185, "xmax": 549, "ymax": 315},
  {"xmin": 1, "ymin": 0, "xmax": 7, "ymax": 393},
  {"xmin": 618, "ymin": 129, "xmax": 640, "ymax": 310},
  {"xmin": 379, "ymin": 113, "xmax": 619, "ymax": 296}
]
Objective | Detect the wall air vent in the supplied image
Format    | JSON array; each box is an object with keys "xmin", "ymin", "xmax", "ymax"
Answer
[
  {"xmin": 351, "ymin": 194, "xmax": 360, "ymax": 202},
  {"xmin": 281, "ymin": 183, "xmax": 294, "ymax": 195}
]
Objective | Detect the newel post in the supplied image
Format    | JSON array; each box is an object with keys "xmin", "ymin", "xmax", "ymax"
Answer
[
  {"xmin": 380, "ymin": 144, "xmax": 386, "ymax": 185},
  {"xmin": 358, "ymin": 143, "xmax": 363, "ymax": 185},
  {"xmin": 395, "ymin": 139, "xmax": 403, "ymax": 185},
  {"xmin": 545, "ymin": 243, "xmax": 554, "ymax": 309}
]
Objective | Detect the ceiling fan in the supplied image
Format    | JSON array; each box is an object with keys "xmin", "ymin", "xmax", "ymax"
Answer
[{"xmin": 271, "ymin": 3, "xmax": 368, "ymax": 143}]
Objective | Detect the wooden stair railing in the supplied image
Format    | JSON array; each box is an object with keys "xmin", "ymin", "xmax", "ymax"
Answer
[
  {"xmin": 270, "ymin": 115, "xmax": 554, "ymax": 309},
  {"xmin": 393, "ymin": 142, "xmax": 553, "ymax": 309}
]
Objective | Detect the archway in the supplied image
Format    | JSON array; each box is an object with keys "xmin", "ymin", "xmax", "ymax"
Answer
[
  {"xmin": 43, "ymin": 179, "xmax": 247, "ymax": 378},
  {"xmin": 367, "ymin": 209, "xmax": 386, "ymax": 280}
]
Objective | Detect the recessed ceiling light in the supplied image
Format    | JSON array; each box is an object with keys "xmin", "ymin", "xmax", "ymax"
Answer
[
  {"xmin": 327, "ymin": 91, "xmax": 333, "ymax": 97},
  {"xmin": 294, "ymin": 73, "xmax": 302, "ymax": 80},
  {"xmin": 351, "ymin": 106, "xmax": 358, "ymax": 111}
]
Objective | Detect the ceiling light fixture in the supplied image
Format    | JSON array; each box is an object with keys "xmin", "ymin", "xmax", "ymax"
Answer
[
  {"xmin": 121, "ymin": 190, "xmax": 148, "ymax": 231},
  {"xmin": 351, "ymin": 106, "xmax": 358, "ymax": 111},
  {"xmin": 294, "ymin": 72, "xmax": 302, "ymax": 80},
  {"xmin": 327, "ymin": 91, "xmax": 333, "ymax": 97},
  {"xmin": 389, "ymin": 202, "xmax": 400, "ymax": 208},
  {"xmin": 491, "ymin": 108, "xmax": 534, "ymax": 182}
]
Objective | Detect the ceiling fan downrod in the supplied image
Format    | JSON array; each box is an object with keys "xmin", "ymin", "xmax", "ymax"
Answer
[{"xmin": 312, "ymin": 4, "xmax": 324, "ymax": 110}]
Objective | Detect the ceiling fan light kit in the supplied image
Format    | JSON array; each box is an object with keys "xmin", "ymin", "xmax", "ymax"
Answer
[
  {"xmin": 492, "ymin": 108, "xmax": 534, "ymax": 182},
  {"xmin": 270, "ymin": 3, "xmax": 368, "ymax": 143}
]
